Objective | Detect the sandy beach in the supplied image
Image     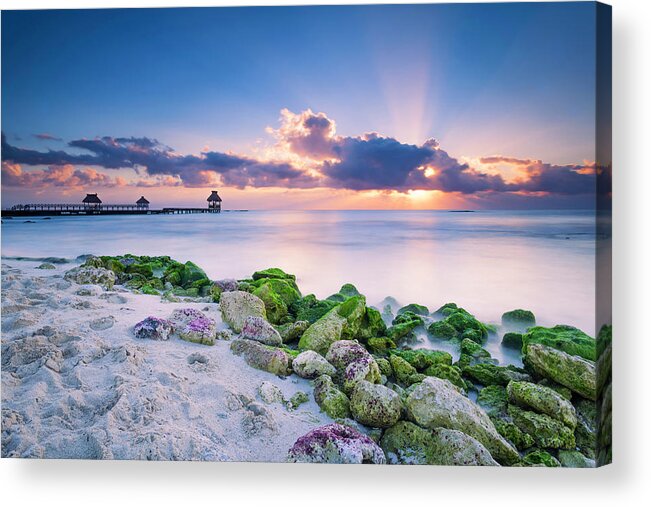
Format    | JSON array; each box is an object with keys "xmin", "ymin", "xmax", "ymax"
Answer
[{"xmin": 1, "ymin": 259, "xmax": 330, "ymax": 460}]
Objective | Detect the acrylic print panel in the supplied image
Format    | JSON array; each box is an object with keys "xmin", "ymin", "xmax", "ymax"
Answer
[{"xmin": 0, "ymin": 2, "xmax": 612, "ymax": 467}]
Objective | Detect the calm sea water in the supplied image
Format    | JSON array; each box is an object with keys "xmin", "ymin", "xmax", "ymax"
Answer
[{"xmin": 2, "ymin": 210, "xmax": 599, "ymax": 351}]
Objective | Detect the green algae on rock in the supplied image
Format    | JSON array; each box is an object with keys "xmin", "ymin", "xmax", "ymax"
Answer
[
  {"xmin": 507, "ymin": 380, "xmax": 577, "ymax": 429},
  {"xmin": 501, "ymin": 309, "xmax": 536, "ymax": 328},
  {"xmin": 524, "ymin": 343, "xmax": 596, "ymax": 400},
  {"xmin": 405, "ymin": 377, "xmax": 519, "ymax": 465},
  {"xmin": 313, "ymin": 375, "xmax": 351, "ymax": 419},
  {"xmin": 380, "ymin": 421, "xmax": 498, "ymax": 466},
  {"xmin": 507, "ymin": 405, "xmax": 575, "ymax": 449},
  {"xmin": 349, "ymin": 380, "xmax": 402, "ymax": 428},
  {"xmin": 521, "ymin": 449, "xmax": 561, "ymax": 467},
  {"xmin": 522, "ymin": 324, "xmax": 596, "ymax": 361},
  {"xmin": 230, "ymin": 339, "xmax": 292, "ymax": 376},
  {"xmin": 220, "ymin": 291, "xmax": 267, "ymax": 333}
]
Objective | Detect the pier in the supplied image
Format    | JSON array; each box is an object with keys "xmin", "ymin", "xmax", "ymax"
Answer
[{"xmin": 1, "ymin": 191, "xmax": 223, "ymax": 217}]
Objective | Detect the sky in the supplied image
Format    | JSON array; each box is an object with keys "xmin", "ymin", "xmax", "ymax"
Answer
[{"xmin": 1, "ymin": 3, "xmax": 608, "ymax": 209}]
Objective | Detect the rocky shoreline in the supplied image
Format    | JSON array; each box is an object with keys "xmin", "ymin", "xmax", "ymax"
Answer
[{"xmin": 1, "ymin": 254, "xmax": 611, "ymax": 466}]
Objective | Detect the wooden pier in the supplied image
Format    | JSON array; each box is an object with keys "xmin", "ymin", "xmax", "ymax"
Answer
[{"xmin": 1, "ymin": 191, "xmax": 223, "ymax": 217}]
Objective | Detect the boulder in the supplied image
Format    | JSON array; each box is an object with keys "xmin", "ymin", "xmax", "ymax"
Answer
[
  {"xmin": 397, "ymin": 303, "xmax": 429, "ymax": 316},
  {"xmin": 313, "ymin": 375, "xmax": 351, "ymax": 419},
  {"xmin": 169, "ymin": 308, "xmax": 216, "ymax": 345},
  {"xmin": 507, "ymin": 381, "xmax": 577, "ymax": 428},
  {"xmin": 287, "ymin": 423, "xmax": 385, "ymax": 464},
  {"xmin": 524, "ymin": 343, "xmax": 596, "ymax": 400},
  {"xmin": 380, "ymin": 421, "xmax": 498, "ymax": 466},
  {"xmin": 342, "ymin": 356, "xmax": 382, "ymax": 394},
  {"xmin": 507, "ymin": 405, "xmax": 575, "ymax": 449},
  {"xmin": 521, "ymin": 449, "xmax": 560, "ymax": 467},
  {"xmin": 276, "ymin": 320, "xmax": 310, "ymax": 343},
  {"xmin": 292, "ymin": 350, "xmax": 336, "ymax": 379},
  {"xmin": 492, "ymin": 419, "xmax": 535, "ymax": 451},
  {"xmin": 423, "ymin": 363, "xmax": 468, "ymax": 392},
  {"xmin": 356, "ymin": 307, "xmax": 388, "ymax": 341},
  {"xmin": 389, "ymin": 354, "xmax": 424, "ymax": 386},
  {"xmin": 405, "ymin": 377, "xmax": 519, "ymax": 465},
  {"xmin": 501, "ymin": 309, "xmax": 536, "ymax": 329},
  {"xmin": 64, "ymin": 266, "xmax": 116, "ymax": 290},
  {"xmin": 522, "ymin": 325, "xmax": 596, "ymax": 361},
  {"xmin": 349, "ymin": 381, "xmax": 402, "ymax": 428},
  {"xmin": 558, "ymin": 450, "xmax": 594, "ymax": 468},
  {"xmin": 476, "ymin": 385, "xmax": 508, "ymax": 417},
  {"xmin": 253, "ymin": 282, "xmax": 289, "ymax": 324},
  {"xmin": 427, "ymin": 320, "xmax": 458, "ymax": 340},
  {"xmin": 297, "ymin": 308, "xmax": 345, "ymax": 355},
  {"xmin": 325, "ymin": 340, "xmax": 372, "ymax": 370},
  {"xmin": 460, "ymin": 338, "xmax": 492, "ymax": 360},
  {"xmin": 230, "ymin": 339, "xmax": 292, "ymax": 376},
  {"xmin": 388, "ymin": 312, "xmax": 424, "ymax": 341},
  {"xmin": 462, "ymin": 362, "xmax": 531, "ymax": 386},
  {"xmin": 240, "ymin": 316, "xmax": 282, "ymax": 346},
  {"xmin": 220, "ymin": 291, "xmax": 267, "ymax": 333},
  {"xmin": 258, "ymin": 381, "xmax": 285, "ymax": 404},
  {"xmin": 37, "ymin": 263, "xmax": 57, "ymax": 270},
  {"xmin": 390, "ymin": 349, "xmax": 452, "ymax": 371},
  {"xmin": 501, "ymin": 332, "xmax": 524, "ymax": 349},
  {"xmin": 289, "ymin": 295, "xmax": 338, "ymax": 324}
]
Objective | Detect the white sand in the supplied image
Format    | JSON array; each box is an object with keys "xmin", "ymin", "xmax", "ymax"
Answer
[{"xmin": 1, "ymin": 260, "xmax": 330, "ymax": 460}]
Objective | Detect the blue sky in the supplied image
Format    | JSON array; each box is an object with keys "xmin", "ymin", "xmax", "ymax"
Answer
[{"xmin": 1, "ymin": 3, "xmax": 604, "ymax": 209}]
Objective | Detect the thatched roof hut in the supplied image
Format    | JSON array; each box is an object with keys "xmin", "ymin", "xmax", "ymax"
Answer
[{"xmin": 82, "ymin": 193, "xmax": 102, "ymax": 204}]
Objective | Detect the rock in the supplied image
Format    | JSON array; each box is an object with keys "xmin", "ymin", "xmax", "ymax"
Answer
[
  {"xmin": 242, "ymin": 402, "xmax": 277, "ymax": 437},
  {"xmin": 423, "ymin": 363, "xmax": 467, "ymax": 391},
  {"xmin": 522, "ymin": 325, "xmax": 596, "ymax": 361},
  {"xmin": 322, "ymin": 340, "xmax": 367, "ymax": 369},
  {"xmin": 343, "ymin": 356, "xmax": 382, "ymax": 394},
  {"xmin": 460, "ymin": 338, "xmax": 492, "ymax": 360},
  {"xmin": 389, "ymin": 354, "xmax": 425, "ymax": 386},
  {"xmin": 390, "ymin": 349, "xmax": 452, "ymax": 371},
  {"xmin": 507, "ymin": 381, "xmax": 577, "ymax": 428},
  {"xmin": 357, "ymin": 307, "xmax": 387, "ymax": 341},
  {"xmin": 507, "ymin": 405, "xmax": 575, "ymax": 449},
  {"xmin": 90, "ymin": 315, "xmax": 115, "ymax": 331},
  {"xmin": 349, "ymin": 381, "xmax": 402, "ymax": 428},
  {"xmin": 64, "ymin": 266, "xmax": 116, "ymax": 290},
  {"xmin": 501, "ymin": 332, "xmax": 524, "ymax": 349},
  {"xmin": 298, "ymin": 308, "xmax": 346, "ymax": 355},
  {"xmin": 240, "ymin": 316, "xmax": 282, "ymax": 346},
  {"xmin": 287, "ymin": 423, "xmax": 385, "ymax": 464},
  {"xmin": 558, "ymin": 450, "xmax": 594, "ymax": 468},
  {"xmin": 230, "ymin": 339, "xmax": 292, "ymax": 376},
  {"xmin": 462, "ymin": 362, "xmax": 531, "ymax": 386},
  {"xmin": 477, "ymin": 385, "xmax": 508, "ymax": 417},
  {"xmin": 169, "ymin": 308, "xmax": 216, "ymax": 345},
  {"xmin": 524, "ymin": 343, "xmax": 596, "ymax": 400},
  {"xmin": 313, "ymin": 375, "xmax": 351, "ymax": 419},
  {"xmin": 75, "ymin": 285, "xmax": 102, "ymax": 297},
  {"xmin": 388, "ymin": 312, "xmax": 423, "ymax": 341},
  {"xmin": 574, "ymin": 398, "xmax": 597, "ymax": 459},
  {"xmin": 133, "ymin": 316, "xmax": 173, "ymax": 341},
  {"xmin": 289, "ymin": 295, "xmax": 338, "ymax": 324},
  {"xmin": 276, "ymin": 320, "xmax": 310, "ymax": 343},
  {"xmin": 252, "ymin": 267, "xmax": 296, "ymax": 283},
  {"xmin": 292, "ymin": 350, "xmax": 336, "ymax": 379},
  {"xmin": 258, "ymin": 381, "xmax": 285, "ymax": 404},
  {"xmin": 427, "ymin": 320, "xmax": 457, "ymax": 340},
  {"xmin": 405, "ymin": 377, "xmax": 519, "ymax": 465},
  {"xmin": 397, "ymin": 303, "xmax": 429, "ymax": 316},
  {"xmin": 521, "ymin": 449, "xmax": 560, "ymax": 467},
  {"xmin": 380, "ymin": 421, "xmax": 498, "ymax": 466},
  {"xmin": 492, "ymin": 419, "xmax": 535, "ymax": 451},
  {"xmin": 252, "ymin": 282, "xmax": 290, "ymax": 324},
  {"xmin": 187, "ymin": 352, "xmax": 209, "ymax": 365},
  {"xmin": 366, "ymin": 336, "xmax": 396, "ymax": 354},
  {"xmin": 433, "ymin": 308, "xmax": 491, "ymax": 342},
  {"xmin": 220, "ymin": 291, "xmax": 267, "ymax": 333},
  {"xmin": 37, "ymin": 263, "xmax": 56, "ymax": 270},
  {"xmin": 287, "ymin": 391, "xmax": 310, "ymax": 410},
  {"xmin": 501, "ymin": 309, "xmax": 536, "ymax": 328}
]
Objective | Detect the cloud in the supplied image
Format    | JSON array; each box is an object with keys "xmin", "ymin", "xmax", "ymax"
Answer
[
  {"xmin": 1, "ymin": 109, "xmax": 607, "ymax": 200},
  {"xmin": 34, "ymin": 133, "xmax": 63, "ymax": 141},
  {"xmin": 1, "ymin": 162, "xmax": 120, "ymax": 188}
]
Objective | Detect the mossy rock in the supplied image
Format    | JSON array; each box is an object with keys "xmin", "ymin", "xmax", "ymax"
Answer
[
  {"xmin": 338, "ymin": 283, "xmax": 361, "ymax": 298},
  {"xmin": 427, "ymin": 320, "xmax": 457, "ymax": 340},
  {"xmin": 423, "ymin": 363, "xmax": 467, "ymax": 391},
  {"xmin": 390, "ymin": 349, "xmax": 452, "ymax": 371},
  {"xmin": 357, "ymin": 307, "xmax": 388, "ymax": 341},
  {"xmin": 460, "ymin": 338, "xmax": 491, "ymax": 359},
  {"xmin": 502, "ymin": 332, "xmax": 524, "ymax": 349},
  {"xmin": 508, "ymin": 405, "xmax": 575, "ymax": 449},
  {"xmin": 521, "ymin": 449, "xmax": 560, "ymax": 467},
  {"xmin": 253, "ymin": 283, "xmax": 289, "ymax": 324},
  {"xmin": 492, "ymin": 419, "xmax": 535, "ymax": 451},
  {"xmin": 432, "ymin": 302, "xmax": 461, "ymax": 317},
  {"xmin": 522, "ymin": 325, "xmax": 596, "ymax": 361},
  {"xmin": 140, "ymin": 285, "xmax": 160, "ymax": 295},
  {"xmin": 397, "ymin": 303, "xmax": 429, "ymax": 317},
  {"xmin": 389, "ymin": 355, "xmax": 424, "ymax": 386},
  {"xmin": 477, "ymin": 385, "xmax": 508, "ymax": 417},
  {"xmin": 252, "ymin": 267, "xmax": 296, "ymax": 282},
  {"xmin": 290, "ymin": 295, "xmax": 338, "ymax": 324},
  {"xmin": 501, "ymin": 309, "xmax": 536, "ymax": 328},
  {"xmin": 445, "ymin": 310, "xmax": 489, "ymax": 340},
  {"xmin": 463, "ymin": 363, "xmax": 531, "ymax": 387},
  {"xmin": 367, "ymin": 337, "xmax": 397, "ymax": 354},
  {"xmin": 313, "ymin": 375, "xmax": 351, "ymax": 419}
]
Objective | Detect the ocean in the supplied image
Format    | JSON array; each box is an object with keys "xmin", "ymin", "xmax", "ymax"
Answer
[{"xmin": 1, "ymin": 209, "xmax": 600, "ymax": 361}]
